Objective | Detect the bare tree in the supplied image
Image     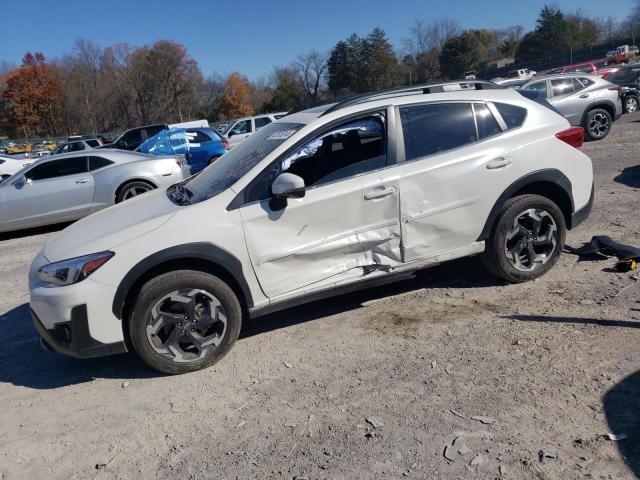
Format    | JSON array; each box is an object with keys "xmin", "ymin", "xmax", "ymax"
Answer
[
  {"xmin": 403, "ymin": 17, "xmax": 461, "ymax": 56},
  {"xmin": 292, "ymin": 50, "xmax": 327, "ymax": 104}
]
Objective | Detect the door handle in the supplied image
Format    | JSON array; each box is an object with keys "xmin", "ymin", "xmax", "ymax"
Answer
[
  {"xmin": 486, "ymin": 157, "xmax": 512, "ymax": 170},
  {"xmin": 364, "ymin": 186, "xmax": 395, "ymax": 200},
  {"xmin": 75, "ymin": 178, "xmax": 89, "ymax": 184},
  {"xmin": 579, "ymin": 94, "xmax": 589, "ymax": 98}
]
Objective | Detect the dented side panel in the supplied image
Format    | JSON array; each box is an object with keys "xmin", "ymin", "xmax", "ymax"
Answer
[
  {"xmin": 240, "ymin": 172, "xmax": 402, "ymax": 298},
  {"xmin": 398, "ymin": 140, "xmax": 527, "ymax": 261}
]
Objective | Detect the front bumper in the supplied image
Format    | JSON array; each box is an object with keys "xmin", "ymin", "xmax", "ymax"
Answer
[{"xmin": 31, "ymin": 305, "xmax": 127, "ymax": 359}]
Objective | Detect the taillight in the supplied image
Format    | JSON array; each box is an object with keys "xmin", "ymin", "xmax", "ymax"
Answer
[
  {"xmin": 221, "ymin": 139, "xmax": 230, "ymax": 150},
  {"xmin": 556, "ymin": 127, "xmax": 584, "ymax": 148},
  {"xmin": 608, "ymin": 85, "xmax": 622, "ymax": 99}
]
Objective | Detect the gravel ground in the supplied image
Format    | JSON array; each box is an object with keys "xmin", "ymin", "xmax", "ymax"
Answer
[{"xmin": 0, "ymin": 114, "xmax": 639, "ymax": 480}]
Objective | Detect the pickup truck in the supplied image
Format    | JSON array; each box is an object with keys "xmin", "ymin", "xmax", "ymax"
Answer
[
  {"xmin": 607, "ymin": 45, "xmax": 639, "ymax": 65},
  {"xmin": 507, "ymin": 68, "xmax": 537, "ymax": 80}
]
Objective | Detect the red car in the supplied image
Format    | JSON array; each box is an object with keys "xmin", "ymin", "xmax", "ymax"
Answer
[{"xmin": 557, "ymin": 61, "xmax": 602, "ymax": 75}]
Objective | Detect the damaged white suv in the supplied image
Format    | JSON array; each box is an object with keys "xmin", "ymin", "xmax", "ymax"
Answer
[{"xmin": 30, "ymin": 81, "xmax": 594, "ymax": 374}]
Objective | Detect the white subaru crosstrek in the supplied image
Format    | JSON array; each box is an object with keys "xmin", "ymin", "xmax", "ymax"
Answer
[{"xmin": 30, "ymin": 81, "xmax": 594, "ymax": 374}]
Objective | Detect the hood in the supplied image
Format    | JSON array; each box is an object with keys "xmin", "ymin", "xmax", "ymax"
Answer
[{"xmin": 44, "ymin": 189, "xmax": 179, "ymax": 262}]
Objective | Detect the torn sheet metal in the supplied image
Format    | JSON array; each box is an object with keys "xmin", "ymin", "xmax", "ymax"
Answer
[{"xmin": 241, "ymin": 175, "xmax": 402, "ymax": 298}]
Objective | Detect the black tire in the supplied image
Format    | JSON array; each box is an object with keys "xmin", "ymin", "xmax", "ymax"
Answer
[
  {"xmin": 207, "ymin": 155, "xmax": 221, "ymax": 166},
  {"xmin": 583, "ymin": 108, "xmax": 612, "ymax": 141},
  {"xmin": 116, "ymin": 180, "xmax": 155, "ymax": 203},
  {"xmin": 481, "ymin": 194, "xmax": 566, "ymax": 283},
  {"xmin": 624, "ymin": 95, "xmax": 639, "ymax": 114},
  {"xmin": 127, "ymin": 270, "xmax": 242, "ymax": 374}
]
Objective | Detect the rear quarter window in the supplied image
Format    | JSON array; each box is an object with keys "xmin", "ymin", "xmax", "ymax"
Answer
[{"xmin": 494, "ymin": 103, "xmax": 527, "ymax": 130}]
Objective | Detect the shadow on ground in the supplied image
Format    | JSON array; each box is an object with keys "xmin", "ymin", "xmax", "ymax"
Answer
[
  {"xmin": 604, "ymin": 370, "xmax": 640, "ymax": 478},
  {"xmin": 0, "ymin": 303, "xmax": 159, "ymax": 390},
  {"xmin": 0, "ymin": 222, "xmax": 70, "ymax": 241},
  {"xmin": 614, "ymin": 164, "xmax": 640, "ymax": 189},
  {"xmin": 0, "ymin": 258, "xmax": 502, "ymax": 390},
  {"xmin": 508, "ymin": 314, "xmax": 640, "ymax": 329},
  {"xmin": 241, "ymin": 257, "xmax": 505, "ymax": 338}
]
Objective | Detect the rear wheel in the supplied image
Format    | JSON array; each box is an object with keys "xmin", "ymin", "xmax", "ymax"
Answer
[
  {"xmin": 116, "ymin": 180, "xmax": 154, "ymax": 203},
  {"xmin": 584, "ymin": 108, "xmax": 612, "ymax": 141},
  {"xmin": 624, "ymin": 95, "xmax": 639, "ymax": 113},
  {"xmin": 482, "ymin": 194, "xmax": 566, "ymax": 283},
  {"xmin": 207, "ymin": 155, "xmax": 221, "ymax": 166},
  {"xmin": 128, "ymin": 270, "xmax": 242, "ymax": 374}
]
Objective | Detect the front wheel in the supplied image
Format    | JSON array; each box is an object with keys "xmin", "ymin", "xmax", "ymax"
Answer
[
  {"xmin": 584, "ymin": 108, "xmax": 612, "ymax": 141},
  {"xmin": 481, "ymin": 194, "xmax": 566, "ymax": 283},
  {"xmin": 624, "ymin": 95, "xmax": 639, "ymax": 113},
  {"xmin": 128, "ymin": 270, "xmax": 242, "ymax": 374}
]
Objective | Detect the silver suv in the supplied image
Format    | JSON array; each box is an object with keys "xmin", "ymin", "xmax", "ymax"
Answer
[{"xmin": 521, "ymin": 74, "xmax": 622, "ymax": 140}]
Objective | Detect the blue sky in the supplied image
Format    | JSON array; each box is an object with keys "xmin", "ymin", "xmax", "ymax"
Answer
[{"xmin": 0, "ymin": 0, "xmax": 635, "ymax": 79}]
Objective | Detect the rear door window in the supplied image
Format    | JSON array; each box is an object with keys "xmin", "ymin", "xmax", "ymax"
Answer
[
  {"xmin": 88, "ymin": 156, "xmax": 114, "ymax": 171},
  {"xmin": 400, "ymin": 103, "xmax": 477, "ymax": 161},
  {"xmin": 188, "ymin": 131, "xmax": 213, "ymax": 143},
  {"xmin": 26, "ymin": 157, "xmax": 88, "ymax": 181},
  {"xmin": 551, "ymin": 79, "xmax": 576, "ymax": 96}
]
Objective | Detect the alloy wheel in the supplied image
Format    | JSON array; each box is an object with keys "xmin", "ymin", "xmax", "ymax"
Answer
[
  {"xmin": 588, "ymin": 112, "xmax": 610, "ymax": 138},
  {"xmin": 122, "ymin": 184, "xmax": 152, "ymax": 200},
  {"xmin": 626, "ymin": 97, "xmax": 638, "ymax": 113},
  {"xmin": 146, "ymin": 289, "xmax": 227, "ymax": 363},
  {"xmin": 504, "ymin": 208, "xmax": 558, "ymax": 272}
]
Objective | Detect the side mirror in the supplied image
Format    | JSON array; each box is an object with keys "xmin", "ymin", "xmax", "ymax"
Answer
[
  {"xmin": 13, "ymin": 174, "xmax": 26, "ymax": 187},
  {"xmin": 227, "ymin": 131, "xmax": 235, "ymax": 138},
  {"xmin": 271, "ymin": 173, "xmax": 305, "ymax": 199}
]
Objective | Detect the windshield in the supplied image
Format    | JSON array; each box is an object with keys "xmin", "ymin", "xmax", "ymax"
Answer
[
  {"xmin": 173, "ymin": 122, "xmax": 303, "ymax": 204},
  {"xmin": 608, "ymin": 68, "xmax": 640, "ymax": 83}
]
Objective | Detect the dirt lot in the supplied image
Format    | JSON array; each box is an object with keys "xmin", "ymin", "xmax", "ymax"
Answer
[{"xmin": 1, "ymin": 115, "xmax": 639, "ymax": 480}]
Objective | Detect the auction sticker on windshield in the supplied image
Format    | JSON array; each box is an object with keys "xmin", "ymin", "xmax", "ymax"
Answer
[{"xmin": 267, "ymin": 130, "xmax": 296, "ymax": 140}]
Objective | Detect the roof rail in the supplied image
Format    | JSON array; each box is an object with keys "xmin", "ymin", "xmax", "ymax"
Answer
[{"xmin": 320, "ymin": 80, "xmax": 501, "ymax": 117}]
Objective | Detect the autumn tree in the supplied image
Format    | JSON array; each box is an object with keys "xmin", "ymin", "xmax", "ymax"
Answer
[
  {"xmin": 2, "ymin": 52, "xmax": 62, "ymax": 137},
  {"xmin": 218, "ymin": 73, "xmax": 254, "ymax": 120}
]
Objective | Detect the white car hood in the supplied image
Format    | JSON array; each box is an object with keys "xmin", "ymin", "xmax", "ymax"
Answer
[{"xmin": 44, "ymin": 189, "xmax": 179, "ymax": 262}]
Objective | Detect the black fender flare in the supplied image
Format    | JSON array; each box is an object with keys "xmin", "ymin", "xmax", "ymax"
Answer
[
  {"xmin": 477, "ymin": 169, "xmax": 574, "ymax": 241},
  {"xmin": 111, "ymin": 242, "xmax": 254, "ymax": 319}
]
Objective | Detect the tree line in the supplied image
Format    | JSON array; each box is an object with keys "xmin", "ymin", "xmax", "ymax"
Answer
[{"xmin": 1, "ymin": 4, "xmax": 639, "ymax": 139}]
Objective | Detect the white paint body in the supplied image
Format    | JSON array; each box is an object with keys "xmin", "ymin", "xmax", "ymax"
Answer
[{"xmin": 30, "ymin": 87, "xmax": 593, "ymax": 347}]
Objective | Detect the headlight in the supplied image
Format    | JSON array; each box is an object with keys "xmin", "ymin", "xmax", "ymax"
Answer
[{"xmin": 37, "ymin": 251, "xmax": 114, "ymax": 286}]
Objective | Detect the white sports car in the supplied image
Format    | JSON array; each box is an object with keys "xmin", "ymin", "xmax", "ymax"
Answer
[{"xmin": 0, "ymin": 155, "xmax": 33, "ymax": 180}]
